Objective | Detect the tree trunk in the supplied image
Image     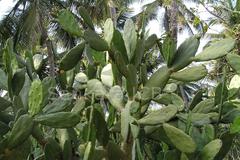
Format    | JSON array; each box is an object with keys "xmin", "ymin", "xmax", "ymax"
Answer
[
  {"xmin": 169, "ymin": 0, "xmax": 178, "ymax": 43},
  {"xmin": 45, "ymin": 38, "xmax": 55, "ymax": 77},
  {"xmin": 39, "ymin": 15, "xmax": 55, "ymax": 77}
]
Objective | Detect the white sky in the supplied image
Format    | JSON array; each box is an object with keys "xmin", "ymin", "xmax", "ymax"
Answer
[{"xmin": 0, "ymin": 0, "xmax": 16, "ymax": 20}]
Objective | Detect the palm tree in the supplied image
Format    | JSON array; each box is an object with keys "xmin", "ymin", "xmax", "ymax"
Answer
[{"xmin": 0, "ymin": 0, "xmax": 69, "ymax": 77}]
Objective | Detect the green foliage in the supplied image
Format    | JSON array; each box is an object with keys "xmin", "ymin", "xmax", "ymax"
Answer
[
  {"xmin": 79, "ymin": 7, "xmax": 95, "ymax": 30},
  {"xmin": 0, "ymin": 3, "xmax": 239, "ymax": 159},
  {"xmin": 104, "ymin": 18, "xmax": 114, "ymax": 46},
  {"xmin": 170, "ymin": 65, "xmax": 208, "ymax": 82},
  {"xmin": 123, "ymin": 19, "xmax": 137, "ymax": 61},
  {"xmin": 7, "ymin": 114, "xmax": 33, "ymax": 149},
  {"xmin": 162, "ymin": 35, "xmax": 176, "ymax": 66},
  {"xmin": 226, "ymin": 53, "xmax": 240, "ymax": 74},
  {"xmin": 11, "ymin": 69, "xmax": 25, "ymax": 96},
  {"xmin": 199, "ymin": 139, "xmax": 222, "ymax": 160},
  {"xmin": 57, "ymin": 9, "xmax": 82, "ymax": 37},
  {"xmin": 34, "ymin": 112, "xmax": 80, "ymax": 128},
  {"xmin": 163, "ymin": 123, "xmax": 196, "ymax": 153},
  {"xmin": 60, "ymin": 42, "xmax": 85, "ymax": 71},
  {"xmin": 84, "ymin": 30, "xmax": 109, "ymax": 51},
  {"xmin": 230, "ymin": 117, "xmax": 240, "ymax": 134},
  {"xmin": 170, "ymin": 36, "xmax": 200, "ymax": 71},
  {"xmin": 138, "ymin": 105, "xmax": 178, "ymax": 125},
  {"xmin": 28, "ymin": 80, "xmax": 43, "ymax": 116},
  {"xmin": 194, "ymin": 38, "xmax": 235, "ymax": 61}
]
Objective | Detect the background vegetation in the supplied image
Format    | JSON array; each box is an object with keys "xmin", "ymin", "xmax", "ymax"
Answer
[{"xmin": 0, "ymin": 0, "xmax": 240, "ymax": 159}]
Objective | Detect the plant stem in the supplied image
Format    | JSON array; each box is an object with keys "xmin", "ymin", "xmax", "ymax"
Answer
[
  {"xmin": 217, "ymin": 67, "xmax": 227, "ymax": 126},
  {"xmin": 87, "ymin": 94, "xmax": 95, "ymax": 141}
]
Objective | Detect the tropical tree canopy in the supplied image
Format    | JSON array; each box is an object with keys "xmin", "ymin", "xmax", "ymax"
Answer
[{"xmin": 0, "ymin": 0, "xmax": 240, "ymax": 159}]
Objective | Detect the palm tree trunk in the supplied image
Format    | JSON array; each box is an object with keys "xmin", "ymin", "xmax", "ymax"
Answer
[
  {"xmin": 169, "ymin": 0, "xmax": 178, "ymax": 43},
  {"xmin": 45, "ymin": 38, "xmax": 55, "ymax": 77},
  {"xmin": 39, "ymin": 14, "xmax": 55, "ymax": 77}
]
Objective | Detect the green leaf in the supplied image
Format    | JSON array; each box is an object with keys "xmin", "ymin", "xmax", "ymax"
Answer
[
  {"xmin": 171, "ymin": 65, "xmax": 208, "ymax": 82},
  {"xmin": 145, "ymin": 34, "xmax": 158, "ymax": 51},
  {"xmin": 93, "ymin": 108, "xmax": 109, "ymax": 146},
  {"xmin": 104, "ymin": 18, "xmax": 114, "ymax": 45},
  {"xmin": 215, "ymin": 132, "xmax": 235, "ymax": 159},
  {"xmin": 112, "ymin": 30, "xmax": 128, "ymax": 63},
  {"xmin": 203, "ymin": 124, "xmax": 215, "ymax": 142},
  {"xmin": 222, "ymin": 108, "xmax": 240, "ymax": 123},
  {"xmin": 214, "ymin": 82, "xmax": 228, "ymax": 105},
  {"xmin": 229, "ymin": 75, "xmax": 240, "ymax": 89},
  {"xmin": 163, "ymin": 83, "xmax": 178, "ymax": 93},
  {"xmin": 132, "ymin": 39, "xmax": 145, "ymax": 67},
  {"xmin": 57, "ymin": 129, "xmax": 73, "ymax": 160},
  {"xmin": 0, "ymin": 121, "xmax": 10, "ymax": 136},
  {"xmin": 230, "ymin": 116, "xmax": 240, "ymax": 133},
  {"xmin": 171, "ymin": 36, "xmax": 200, "ymax": 71},
  {"xmin": 0, "ymin": 69, "xmax": 7, "ymax": 90},
  {"xmin": 33, "ymin": 54, "xmax": 43, "ymax": 71},
  {"xmin": 237, "ymin": 0, "xmax": 240, "ymax": 11},
  {"xmin": 3, "ymin": 38, "xmax": 13, "ymax": 75},
  {"xmin": 71, "ymin": 97, "xmax": 86, "ymax": 113},
  {"xmin": 60, "ymin": 42, "xmax": 85, "ymax": 71},
  {"xmin": 0, "ymin": 97, "xmax": 12, "ymax": 111},
  {"xmin": 34, "ymin": 112, "xmax": 80, "ymax": 128},
  {"xmin": 178, "ymin": 113, "xmax": 211, "ymax": 126},
  {"xmin": 7, "ymin": 114, "xmax": 33, "ymax": 149},
  {"xmin": 107, "ymin": 141, "xmax": 125, "ymax": 160},
  {"xmin": 3, "ymin": 38, "xmax": 17, "ymax": 99},
  {"xmin": 153, "ymin": 93, "xmax": 184, "ymax": 111},
  {"xmin": 84, "ymin": 30, "xmax": 109, "ymax": 51},
  {"xmin": 79, "ymin": 6, "xmax": 95, "ymax": 30},
  {"xmin": 101, "ymin": 64, "xmax": 113, "ymax": 87},
  {"xmin": 19, "ymin": 75, "xmax": 31, "ymax": 109},
  {"xmin": 107, "ymin": 85, "xmax": 124, "ymax": 111},
  {"xmin": 44, "ymin": 137, "xmax": 62, "ymax": 160},
  {"xmin": 28, "ymin": 80, "xmax": 43, "ymax": 116},
  {"xmin": 226, "ymin": 54, "xmax": 240, "ymax": 74},
  {"xmin": 194, "ymin": 38, "xmax": 235, "ymax": 61},
  {"xmin": 86, "ymin": 79, "xmax": 107, "ymax": 97},
  {"xmin": 199, "ymin": 139, "xmax": 222, "ymax": 160},
  {"xmin": 142, "ymin": 66, "xmax": 171, "ymax": 101},
  {"xmin": 163, "ymin": 123, "xmax": 196, "ymax": 153},
  {"xmin": 140, "ymin": 64, "xmax": 148, "ymax": 85},
  {"xmin": 3, "ymin": 138, "xmax": 31, "ymax": 160},
  {"xmin": 192, "ymin": 99, "xmax": 215, "ymax": 113},
  {"xmin": 114, "ymin": 51, "xmax": 128, "ymax": 76},
  {"xmin": 83, "ymin": 142, "xmax": 94, "ymax": 160},
  {"xmin": 138, "ymin": 105, "xmax": 178, "ymax": 125},
  {"xmin": 86, "ymin": 45, "xmax": 106, "ymax": 66},
  {"xmin": 162, "ymin": 35, "xmax": 177, "ymax": 66},
  {"xmin": 43, "ymin": 95, "xmax": 72, "ymax": 114},
  {"xmin": 75, "ymin": 72, "xmax": 88, "ymax": 84},
  {"xmin": 189, "ymin": 90, "xmax": 203, "ymax": 110},
  {"xmin": 41, "ymin": 76, "xmax": 56, "ymax": 107},
  {"xmin": 123, "ymin": 19, "xmax": 137, "ymax": 61},
  {"xmin": 12, "ymin": 69, "xmax": 25, "ymax": 96},
  {"xmin": 121, "ymin": 101, "xmax": 132, "ymax": 142},
  {"xmin": 130, "ymin": 123, "xmax": 139, "ymax": 139},
  {"xmin": 126, "ymin": 64, "xmax": 137, "ymax": 99},
  {"xmin": 58, "ymin": 9, "xmax": 82, "ymax": 36}
]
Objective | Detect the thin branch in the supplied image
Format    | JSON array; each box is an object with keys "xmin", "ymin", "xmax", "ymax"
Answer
[{"xmin": 200, "ymin": 2, "xmax": 226, "ymax": 23}]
